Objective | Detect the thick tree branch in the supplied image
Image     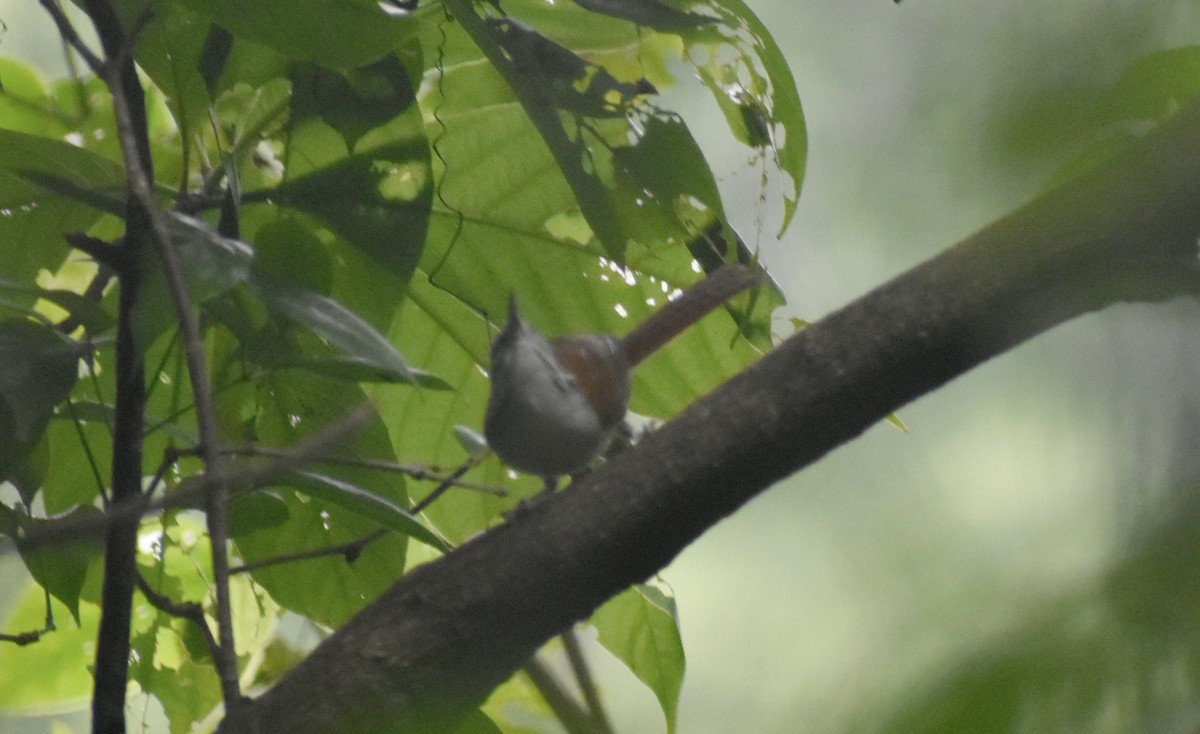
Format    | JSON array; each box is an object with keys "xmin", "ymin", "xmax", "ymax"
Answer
[{"xmin": 219, "ymin": 96, "xmax": 1200, "ymax": 734}]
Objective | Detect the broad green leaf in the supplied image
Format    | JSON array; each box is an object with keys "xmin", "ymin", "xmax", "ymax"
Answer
[
  {"xmin": 252, "ymin": 214, "xmax": 334, "ymax": 295},
  {"xmin": 179, "ymin": 0, "xmax": 415, "ymax": 69},
  {"xmin": 452, "ymin": 708, "xmax": 505, "ymax": 734},
  {"xmin": 0, "ymin": 585, "xmax": 96, "ymax": 712},
  {"xmin": 269, "ymin": 135, "xmax": 433, "ymax": 283},
  {"xmin": 591, "ymin": 580, "xmax": 685, "ymax": 734},
  {"xmin": 0, "ymin": 129, "xmax": 125, "ymax": 291},
  {"xmin": 572, "ymin": 0, "xmax": 719, "ymax": 30},
  {"xmin": 1100, "ymin": 46, "xmax": 1200, "ymax": 125},
  {"xmin": 40, "ymin": 411, "xmax": 112, "ymax": 514},
  {"xmin": 446, "ymin": 0, "xmax": 710, "ymax": 261},
  {"xmin": 25, "ymin": 285, "xmax": 115, "ymax": 334},
  {"xmin": 228, "ymin": 369, "xmax": 412, "ymax": 627},
  {"xmin": 132, "ymin": 0, "xmax": 219, "ymax": 135},
  {"xmin": 291, "ymin": 57, "xmax": 418, "ymax": 149},
  {"xmin": 0, "ymin": 58, "xmax": 72, "ymax": 137}
]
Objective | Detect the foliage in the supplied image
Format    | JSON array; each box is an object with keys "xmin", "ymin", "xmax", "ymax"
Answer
[{"xmin": 0, "ymin": 0, "xmax": 791, "ymax": 731}]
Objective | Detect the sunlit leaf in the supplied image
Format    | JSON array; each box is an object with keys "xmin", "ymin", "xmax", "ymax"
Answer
[{"xmin": 0, "ymin": 585, "xmax": 96, "ymax": 712}]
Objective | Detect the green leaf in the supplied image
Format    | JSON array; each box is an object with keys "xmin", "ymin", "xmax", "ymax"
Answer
[
  {"xmin": 0, "ymin": 58, "xmax": 72, "ymax": 138},
  {"xmin": 291, "ymin": 57, "xmax": 418, "ymax": 149},
  {"xmin": 270, "ymin": 135, "xmax": 433, "ymax": 283},
  {"xmin": 228, "ymin": 370, "xmax": 413, "ymax": 627},
  {"xmin": 249, "ymin": 277, "xmax": 417, "ymax": 385},
  {"xmin": 134, "ymin": 213, "xmax": 256, "ymax": 347},
  {"xmin": 280, "ymin": 470, "xmax": 450, "ymax": 552},
  {"xmin": 573, "ymin": 0, "xmax": 719, "ymax": 30},
  {"xmin": 0, "ymin": 585, "xmax": 97, "ymax": 712},
  {"xmin": 16, "ymin": 506, "xmax": 106, "ymax": 625},
  {"xmin": 0, "ymin": 129, "xmax": 125, "ymax": 291},
  {"xmin": 591, "ymin": 580, "xmax": 685, "ymax": 734},
  {"xmin": 0, "ymin": 319, "xmax": 82, "ymax": 490},
  {"xmin": 0, "ymin": 276, "xmax": 114, "ymax": 334},
  {"xmin": 681, "ymin": 0, "xmax": 807, "ymax": 233},
  {"xmin": 179, "ymin": 0, "xmax": 415, "ymax": 69},
  {"xmin": 451, "ymin": 708, "xmax": 505, "ymax": 734},
  {"xmin": 130, "ymin": 0, "xmax": 220, "ymax": 134},
  {"xmin": 1100, "ymin": 46, "xmax": 1200, "ymax": 125},
  {"xmin": 200, "ymin": 25, "xmax": 236, "ymax": 98}
]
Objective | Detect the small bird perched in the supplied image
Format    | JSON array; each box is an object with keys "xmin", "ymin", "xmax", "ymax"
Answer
[{"xmin": 484, "ymin": 265, "xmax": 762, "ymax": 486}]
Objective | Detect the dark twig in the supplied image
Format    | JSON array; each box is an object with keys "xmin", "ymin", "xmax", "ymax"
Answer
[
  {"xmin": 522, "ymin": 656, "xmax": 607, "ymax": 734},
  {"xmin": 68, "ymin": 2, "xmax": 152, "ymax": 731},
  {"xmin": 135, "ymin": 574, "xmax": 222, "ymax": 665},
  {"xmin": 412, "ymin": 453, "xmax": 489, "ymax": 513},
  {"xmin": 37, "ymin": 0, "xmax": 104, "ymax": 74},
  {"xmin": 229, "ymin": 528, "xmax": 389, "ymax": 576},
  {"xmin": 20, "ymin": 404, "xmax": 377, "ymax": 551},
  {"xmin": 98, "ymin": 6, "xmax": 242, "ymax": 707},
  {"xmin": 222, "ymin": 446, "xmax": 504, "ymax": 500},
  {"xmin": 0, "ymin": 586, "xmax": 56, "ymax": 646},
  {"xmin": 561, "ymin": 628, "xmax": 613, "ymax": 734}
]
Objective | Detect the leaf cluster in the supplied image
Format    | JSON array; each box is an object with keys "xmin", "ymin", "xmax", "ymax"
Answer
[{"xmin": 0, "ymin": 0, "xmax": 798, "ymax": 731}]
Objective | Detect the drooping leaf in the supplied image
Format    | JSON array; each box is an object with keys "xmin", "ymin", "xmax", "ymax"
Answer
[
  {"xmin": 199, "ymin": 25, "xmax": 236, "ymax": 98},
  {"xmin": 280, "ymin": 470, "xmax": 450, "ymax": 552},
  {"xmin": 16, "ymin": 506, "xmax": 106, "ymax": 625},
  {"xmin": 0, "ymin": 319, "xmax": 83, "ymax": 493},
  {"xmin": 591, "ymin": 580, "xmax": 686, "ymax": 734},
  {"xmin": 134, "ymin": 213, "xmax": 256, "ymax": 348},
  {"xmin": 248, "ymin": 276, "xmax": 417, "ymax": 385}
]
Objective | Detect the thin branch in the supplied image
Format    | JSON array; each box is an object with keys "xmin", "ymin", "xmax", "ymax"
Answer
[
  {"xmin": 561, "ymin": 628, "xmax": 612, "ymax": 734},
  {"xmin": 37, "ymin": 0, "xmax": 104, "ymax": 74},
  {"xmin": 412, "ymin": 454, "xmax": 489, "ymax": 513},
  {"xmin": 228, "ymin": 529, "xmax": 388, "ymax": 576},
  {"xmin": 136, "ymin": 574, "xmax": 222, "ymax": 665},
  {"xmin": 100, "ymin": 7, "xmax": 242, "ymax": 705},
  {"xmin": 69, "ymin": 2, "xmax": 152, "ymax": 731},
  {"xmin": 19, "ymin": 403, "xmax": 377, "ymax": 551},
  {"xmin": 0, "ymin": 586, "xmax": 55, "ymax": 646},
  {"xmin": 223, "ymin": 446, "xmax": 504, "ymax": 500},
  {"xmin": 522, "ymin": 657, "xmax": 606, "ymax": 734}
]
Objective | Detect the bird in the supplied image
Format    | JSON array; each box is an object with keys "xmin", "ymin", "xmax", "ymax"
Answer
[{"xmin": 483, "ymin": 265, "xmax": 762, "ymax": 488}]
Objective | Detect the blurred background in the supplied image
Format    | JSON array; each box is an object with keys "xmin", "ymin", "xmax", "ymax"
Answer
[{"xmin": 2, "ymin": 0, "xmax": 1199, "ymax": 732}]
